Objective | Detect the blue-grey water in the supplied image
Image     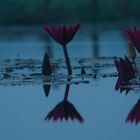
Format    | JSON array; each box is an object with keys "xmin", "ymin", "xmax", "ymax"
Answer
[{"xmin": 0, "ymin": 26, "xmax": 140, "ymax": 140}]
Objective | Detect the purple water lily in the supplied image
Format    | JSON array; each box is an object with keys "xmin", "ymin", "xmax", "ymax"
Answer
[
  {"xmin": 44, "ymin": 23, "xmax": 81, "ymax": 46},
  {"xmin": 115, "ymin": 56, "xmax": 135, "ymax": 81},
  {"xmin": 125, "ymin": 28, "xmax": 140, "ymax": 53},
  {"xmin": 114, "ymin": 56, "xmax": 135, "ymax": 94},
  {"xmin": 126, "ymin": 98, "xmax": 140, "ymax": 124},
  {"xmin": 44, "ymin": 23, "xmax": 81, "ymax": 75},
  {"xmin": 115, "ymin": 79, "xmax": 132, "ymax": 94}
]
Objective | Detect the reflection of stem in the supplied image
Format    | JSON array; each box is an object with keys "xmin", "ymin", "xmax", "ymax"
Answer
[
  {"xmin": 63, "ymin": 45, "xmax": 72, "ymax": 75},
  {"xmin": 64, "ymin": 79, "xmax": 71, "ymax": 101},
  {"xmin": 62, "ymin": 45, "xmax": 72, "ymax": 100}
]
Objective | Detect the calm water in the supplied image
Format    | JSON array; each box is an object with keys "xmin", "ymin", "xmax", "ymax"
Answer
[{"xmin": 0, "ymin": 26, "xmax": 140, "ymax": 140}]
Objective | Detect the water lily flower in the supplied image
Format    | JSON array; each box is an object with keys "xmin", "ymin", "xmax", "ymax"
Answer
[
  {"xmin": 115, "ymin": 79, "xmax": 132, "ymax": 95},
  {"xmin": 115, "ymin": 56, "xmax": 135, "ymax": 82},
  {"xmin": 44, "ymin": 23, "xmax": 81, "ymax": 46},
  {"xmin": 45, "ymin": 100, "xmax": 84, "ymax": 123},
  {"xmin": 125, "ymin": 28, "xmax": 140, "ymax": 53},
  {"xmin": 126, "ymin": 98, "xmax": 140, "ymax": 124},
  {"xmin": 44, "ymin": 23, "xmax": 81, "ymax": 75},
  {"xmin": 114, "ymin": 56, "xmax": 135, "ymax": 94}
]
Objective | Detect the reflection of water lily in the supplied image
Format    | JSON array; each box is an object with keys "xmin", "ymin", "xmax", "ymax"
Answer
[
  {"xmin": 125, "ymin": 28, "xmax": 140, "ymax": 53},
  {"xmin": 115, "ymin": 56, "xmax": 135, "ymax": 82},
  {"xmin": 126, "ymin": 99, "xmax": 140, "ymax": 124},
  {"xmin": 45, "ymin": 81, "xmax": 84, "ymax": 123},
  {"xmin": 42, "ymin": 53, "xmax": 52, "ymax": 97},
  {"xmin": 114, "ymin": 56, "xmax": 135, "ymax": 94},
  {"xmin": 44, "ymin": 23, "xmax": 81, "ymax": 46},
  {"xmin": 115, "ymin": 79, "xmax": 132, "ymax": 94},
  {"xmin": 45, "ymin": 100, "xmax": 84, "ymax": 123}
]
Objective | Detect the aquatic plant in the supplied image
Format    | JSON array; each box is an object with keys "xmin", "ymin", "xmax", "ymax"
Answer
[
  {"xmin": 45, "ymin": 83, "xmax": 84, "ymax": 123},
  {"xmin": 42, "ymin": 53, "xmax": 52, "ymax": 97},
  {"xmin": 125, "ymin": 28, "xmax": 140, "ymax": 54},
  {"xmin": 44, "ymin": 23, "xmax": 81, "ymax": 75},
  {"xmin": 114, "ymin": 56, "xmax": 135, "ymax": 94},
  {"xmin": 126, "ymin": 98, "xmax": 140, "ymax": 124}
]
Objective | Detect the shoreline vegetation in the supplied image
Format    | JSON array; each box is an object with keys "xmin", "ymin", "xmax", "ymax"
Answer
[{"xmin": 0, "ymin": 0, "xmax": 140, "ymax": 25}]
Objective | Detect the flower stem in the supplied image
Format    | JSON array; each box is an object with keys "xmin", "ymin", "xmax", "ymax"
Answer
[{"xmin": 62, "ymin": 45, "xmax": 72, "ymax": 75}]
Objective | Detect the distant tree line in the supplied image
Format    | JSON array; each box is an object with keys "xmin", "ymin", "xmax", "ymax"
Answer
[{"xmin": 0, "ymin": 0, "xmax": 140, "ymax": 25}]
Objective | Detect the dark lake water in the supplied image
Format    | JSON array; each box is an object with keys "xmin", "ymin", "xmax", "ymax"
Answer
[{"xmin": 0, "ymin": 26, "xmax": 140, "ymax": 140}]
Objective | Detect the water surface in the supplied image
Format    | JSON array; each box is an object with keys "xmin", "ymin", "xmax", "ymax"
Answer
[{"xmin": 0, "ymin": 27, "xmax": 140, "ymax": 140}]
